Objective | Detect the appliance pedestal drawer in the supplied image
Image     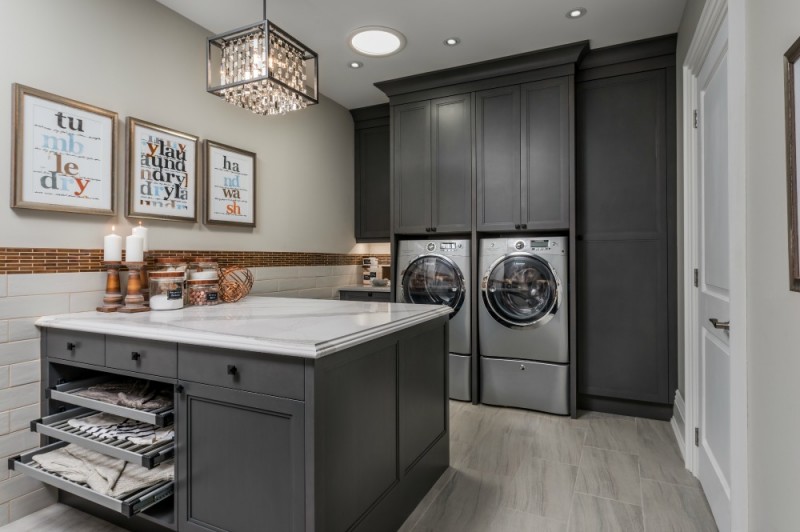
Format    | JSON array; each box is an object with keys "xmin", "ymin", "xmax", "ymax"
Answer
[
  {"xmin": 9, "ymin": 441, "xmax": 174, "ymax": 517},
  {"xmin": 480, "ymin": 357, "xmax": 569, "ymax": 415}
]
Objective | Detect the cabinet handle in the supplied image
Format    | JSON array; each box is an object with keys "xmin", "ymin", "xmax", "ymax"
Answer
[
  {"xmin": 514, "ymin": 224, "xmax": 520, "ymax": 230},
  {"xmin": 425, "ymin": 227, "xmax": 431, "ymax": 233},
  {"xmin": 431, "ymin": 227, "xmax": 437, "ymax": 232},
  {"xmin": 131, "ymin": 352, "xmax": 141, "ymax": 361},
  {"xmin": 521, "ymin": 224, "xmax": 527, "ymax": 229},
  {"xmin": 66, "ymin": 342, "xmax": 76, "ymax": 352},
  {"xmin": 227, "ymin": 364, "xmax": 238, "ymax": 376},
  {"xmin": 176, "ymin": 384, "xmax": 184, "ymax": 394}
]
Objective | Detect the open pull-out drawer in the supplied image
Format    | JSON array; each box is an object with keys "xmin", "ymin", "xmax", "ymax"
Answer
[
  {"xmin": 32, "ymin": 408, "xmax": 174, "ymax": 469},
  {"xmin": 9, "ymin": 442, "xmax": 174, "ymax": 517},
  {"xmin": 48, "ymin": 376, "xmax": 174, "ymax": 427}
]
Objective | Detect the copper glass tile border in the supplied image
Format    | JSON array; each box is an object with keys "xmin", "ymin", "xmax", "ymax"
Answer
[{"xmin": 0, "ymin": 248, "xmax": 391, "ymax": 275}]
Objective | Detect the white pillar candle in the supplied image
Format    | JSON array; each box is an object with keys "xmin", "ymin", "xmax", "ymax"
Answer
[
  {"xmin": 103, "ymin": 226, "xmax": 122, "ymax": 262},
  {"xmin": 126, "ymin": 235, "xmax": 144, "ymax": 262},
  {"xmin": 132, "ymin": 223, "xmax": 149, "ymax": 252}
]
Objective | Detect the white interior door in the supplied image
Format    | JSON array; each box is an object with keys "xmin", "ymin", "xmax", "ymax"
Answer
[{"xmin": 695, "ymin": 15, "xmax": 731, "ymax": 532}]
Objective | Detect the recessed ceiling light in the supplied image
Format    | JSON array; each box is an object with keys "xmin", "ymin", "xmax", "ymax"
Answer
[
  {"xmin": 566, "ymin": 7, "xmax": 587, "ymax": 19},
  {"xmin": 444, "ymin": 37, "xmax": 461, "ymax": 46},
  {"xmin": 348, "ymin": 26, "xmax": 406, "ymax": 57},
  {"xmin": 349, "ymin": 61, "xmax": 363, "ymax": 69}
]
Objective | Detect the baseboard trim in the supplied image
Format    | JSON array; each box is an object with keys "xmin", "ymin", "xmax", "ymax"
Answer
[
  {"xmin": 671, "ymin": 390, "xmax": 686, "ymax": 458},
  {"xmin": 577, "ymin": 394, "xmax": 673, "ymax": 420}
]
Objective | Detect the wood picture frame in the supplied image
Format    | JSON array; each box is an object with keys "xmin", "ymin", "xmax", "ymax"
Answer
[
  {"xmin": 127, "ymin": 117, "xmax": 199, "ymax": 222},
  {"xmin": 204, "ymin": 140, "xmax": 257, "ymax": 227},
  {"xmin": 11, "ymin": 84, "xmax": 117, "ymax": 215},
  {"xmin": 785, "ymin": 36, "xmax": 800, "ymax": 292}
]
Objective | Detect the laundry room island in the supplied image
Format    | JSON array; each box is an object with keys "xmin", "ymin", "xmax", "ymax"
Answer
[{"xmin": 22, "ymin": 297, "xmax": 452, "ymax": 532}]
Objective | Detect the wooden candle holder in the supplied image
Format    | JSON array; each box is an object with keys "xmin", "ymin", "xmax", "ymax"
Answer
[
  {"xmin": 96, "ymin": 262, "xmax": 123, "ymax": 313},
  {"xmin": 118, "ymin": 262, "xmax": 150, "ymax": 313}
]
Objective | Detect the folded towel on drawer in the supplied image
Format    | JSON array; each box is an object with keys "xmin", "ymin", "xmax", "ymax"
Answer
[
  {"xmin": 32, "ymin": 444, "xmax": 174, "ymax": 498},
  {"xmin": 67, "ymin": 412, "xmax": 174, "ymax": 445},
  {"xmin": 73, "ymin": 379, "xmax": 173, "ymax": 412}
]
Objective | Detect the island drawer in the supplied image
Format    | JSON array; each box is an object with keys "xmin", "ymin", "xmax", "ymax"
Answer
[
  {"xmin": 47, "ymin": 330, "xmax": 105, "ymax": 366},
  {"xmin": 339, "ymin": 290, "xmax": 391, "ymax": 302},
  {"xmin": 31, "ymin": 407, "xmax": 174, "ymax": 469},
  {"xmin": 106, "ymin": 336, "xmax": 177, "ymax": 378},
  {"xmin": 48, "ymin": 376, "xmax": 174, "ymax": 427},
  {"xmin": 178, "ymin": 346, "xmax": 305, "ymax": 400},
  {"xmin": 9, "ymin": 441, "xmax": 174, "ymax": 517}
]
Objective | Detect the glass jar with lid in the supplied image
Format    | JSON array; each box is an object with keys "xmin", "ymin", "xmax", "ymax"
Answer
[
  {"xmin": 187, "ymin": 279, "xmax": 220, "ymax": 306},
  {"xmin": 187, "ymin": 257, "xmax": 219, "ymax": 281},
  {"xmin": 148, "ymin": 271, "xmax": 185, "ymax": 311},
  {"xmin": 153, "ymin": 256, "xmax": 187, "ymax": 274}
]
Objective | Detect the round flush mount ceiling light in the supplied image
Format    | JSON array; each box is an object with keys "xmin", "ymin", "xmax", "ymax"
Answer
[
  {"xmin": 349, "ymin": 61, "xmax": 364, "ymax": 69},
  {"xmin": 566, "ymin": 7, "xmax": 587, "ymax": 19},
  {"xmin": 348, "ymin": 26, "xmax": 407, "ymax": 57},
  {"xmin": 443, "ymin": 37, "xmax": 461, "ymax": 46}
]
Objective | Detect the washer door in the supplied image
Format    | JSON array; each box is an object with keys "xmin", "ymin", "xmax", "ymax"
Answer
[
  {"xmin": 481, "ymin": 252, "xmax": 561, "ymax": 329},
  {"xmin": 400, "ymin": 254, "xmax": 466, "ymax": 316}
]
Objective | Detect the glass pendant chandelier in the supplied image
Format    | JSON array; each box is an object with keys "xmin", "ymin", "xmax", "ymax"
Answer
[{"xmin": 206, "ymin": 0, "xmax": 318, "ymax": 116}]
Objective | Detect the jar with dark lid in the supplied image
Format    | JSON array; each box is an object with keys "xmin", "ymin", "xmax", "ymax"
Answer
[
  {"xmin": 187, "ymin": 279, "xmax": 220, "ymax": 306},
  {"xmin": 154, "ymin": 256, "xmax": 187, "ymax": 273},
  {"xmin": 149, "ymin": 271, "xmax": 185, "ymax": 310}
]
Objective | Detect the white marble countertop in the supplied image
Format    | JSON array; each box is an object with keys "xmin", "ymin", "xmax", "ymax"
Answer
[
  {"xmin": 36, "ymin": 296, "xmax": 450, "ymax": 359},
  {"xmin": 338, "ymin": 285, "xmax": 391, "ymax": 293}
]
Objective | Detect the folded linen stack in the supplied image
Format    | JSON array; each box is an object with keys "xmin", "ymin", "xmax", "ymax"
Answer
[
  {"xmin": 32, "ymin": 444, "xmax": 173, "ymax": 498},
  {"xmin": 67, "ymin": 412, "xmax": 174, "ymax": 446},
  {"xmin": 73, "ymin": 379, "xmax": 173, "ymax": 412}
]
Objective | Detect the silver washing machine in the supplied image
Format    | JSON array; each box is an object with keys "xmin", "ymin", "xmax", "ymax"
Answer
[
  {"xmin": 397, "ymin": 239, "xmax": 471, "ymax": 401},
  {"xmin": 478, "ymin": 236, "xmax": 568, "ymax": 414}
]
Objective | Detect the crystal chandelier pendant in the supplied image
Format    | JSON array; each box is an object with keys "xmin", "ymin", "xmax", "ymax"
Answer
[{"xmin": 207, "ymin": 14, "xmax": 318, "ymax": 116}]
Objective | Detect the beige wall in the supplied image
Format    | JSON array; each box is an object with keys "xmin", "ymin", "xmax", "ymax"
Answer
[
  {"xmin": 746, "ymin": 0, "xmax": 800, "ymax": 529},
  {"xmin": 0, "ymin": 0, "xmax": 362, "ymax": 254},
  {"xmin": 675, "ymin": 0, "xmax": 707, "ymax": 398}
]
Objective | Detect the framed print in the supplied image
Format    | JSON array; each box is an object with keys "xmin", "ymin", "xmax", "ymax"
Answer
[
  {"xmin": 204, "ymin": 140, "xmax": 256, "ymax": 227},
  {"xmin": 127, "ymin": 117, "xmax": 199, "ymax": 222},
  {"xmin": 785, "ymin": 36, "xmax": 800, "ymax": 292},
  {"xmin": 11, "ymin": 84, "xmax": 117, "ymax": 215}
]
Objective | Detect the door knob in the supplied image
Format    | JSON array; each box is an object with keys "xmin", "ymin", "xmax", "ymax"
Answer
[{"xmin": 709, "ymin": 318, "xmax": 730, "ymax": 331}]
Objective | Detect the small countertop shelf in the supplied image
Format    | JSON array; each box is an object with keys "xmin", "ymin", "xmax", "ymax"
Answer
[
  {"xmin": 36, "ymin": 296, "xmax": 448, "ymax": 359},
  {"xmin": 338, "ymin": 285, "xmax": 391, "ymax": 293}
]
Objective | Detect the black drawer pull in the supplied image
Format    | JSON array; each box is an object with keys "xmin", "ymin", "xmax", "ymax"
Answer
[
  {"xmin": 368, "ymin": 292, "xmax": 373, "ymax": 297},
  {"xmin": 521, "ymin": 223, "xmax": 528, "ymax": 229},
  {"xmin": 66, "ymin": 342, "xmax": 76, "ymax": 351},
  {"xmin": 131, "ymin": 352, "xmax": 141, "ymax": 361},
  {"xmin": 514, "ymin": 224, "xmax": 520, "ymax": 229},
  {"xmin": 227, "ymin": 365, "xmax": 238, "ymax": 376}
]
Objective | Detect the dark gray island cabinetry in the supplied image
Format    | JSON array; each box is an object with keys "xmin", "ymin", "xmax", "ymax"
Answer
[{"xmin": 17, "ymin": 297, "xmax": 451, "ymax": 532}]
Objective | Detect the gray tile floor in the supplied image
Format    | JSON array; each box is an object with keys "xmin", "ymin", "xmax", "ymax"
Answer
[
  {"xmin": 1, "ymin": 402, "xmax": 717, "ymax": 532},
  {"xmin": 400, "ymin": 402, "xmax": 718, "ymax": 532}
]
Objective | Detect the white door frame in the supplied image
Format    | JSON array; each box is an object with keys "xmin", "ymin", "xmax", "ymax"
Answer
[{"xmin": 682, "ymin": 0, "xmax": 748, "ymax": 529}]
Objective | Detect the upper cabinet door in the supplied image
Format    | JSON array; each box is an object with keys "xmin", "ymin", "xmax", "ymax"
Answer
[
  {"xmin": 521, "ymin": 77, "xmax": 570, "ymax": 230},
  {"xmin": 476, "ymin": 86, "xmax": 521, "ymax": 232},
  {"xmin": 355, "ymin": 125, "xmax": 390, "ymax": 241},
  {"xmin": 431, "ymin": 94, "xmax": 472, "ymax": 233},
  {"xmin": 393, "ymin": 101, "xmax": 432, "ymax": 234}
]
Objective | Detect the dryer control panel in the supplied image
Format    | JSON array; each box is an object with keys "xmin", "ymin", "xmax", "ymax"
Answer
[{"xmin": 503, "ymin": 238, "xmax": 565, "ymax": 255}]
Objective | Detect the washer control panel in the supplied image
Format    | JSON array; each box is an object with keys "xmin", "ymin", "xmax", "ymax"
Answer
[{"xmin": 427, "ymin": 241, "xmax": 464, "ymax": 253}]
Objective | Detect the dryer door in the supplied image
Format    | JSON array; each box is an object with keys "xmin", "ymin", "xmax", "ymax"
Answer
[
  {"xmin": 400, "ymin": 255, "xmax": 466, "ymax": 317},
  {"xmin": 481, "ymin": 252, "xmax": 561, "ymax": 329}
]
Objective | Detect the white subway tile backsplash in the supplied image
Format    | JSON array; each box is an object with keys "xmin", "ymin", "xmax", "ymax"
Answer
[
  {"xmin": 0, "ymin": 413, "xmax": 9, "ymax": 436},
  {"xmin": 9, "ymin": 363, "xmax": 38, "ymax": 387},
  {"xmin": 0, "ymin": 502, "xmax": 7, "ymax": 526},
  {"xmin": 0, "ymin": 430, "xmax": 40, "ymax": 466},
  {"xmin": 251, "ymin": 279, "xmax": 279, "ymax": 294},
  {"xmin": 266, "ymin": 290, "xmax": 299, "ymax": 298},
  {"xmin": 9, "ymin": 405, "xmax": 39, "ymax": 433},
  {"xmin": 7, "ymin": 320, "xmax": 38, "ymax": 343},
  {"xmin": 0, "ymin": 474, "xmax": 44, "ymax": 505},
  {"xmin": 0, "ymin": 384, "xmax": 38, "ymax": 413},
  {"xmin": 0, "ymin": 322, "xmax": 7, "ymax": 344},
  {"xmin": 0, "ymin": 341, "xmax": 39, "ymax": 366},
  {"xmin": 255, "ymin": 266, "xmax": 301, "ymax": 280},
  {"xmin": 69, "ymin": 291, "xmax": 105, "ymax": 313},
  {"xmin": 0, "ymin": 294, "xmax": 69, "ymax": 320},
  {"xmin": 296, "ymin": 288, "xmax": 335, "ymax": 300},
  {"xmin": 0, "ymin": 368, "xmax": 9, "ymax": 390},
  {"xmin": 0, "ymin": 276, "xmax": 6, "ymax": 298},
  {"xmin": 278, "ymin": 277, "xmax": 316, "ymax": 292},
  {"xmin": 7, "ymin": 272, "xmax": 105, "ymax": 297},
  {"xmin": 8, "ymin": 487, "xmax": 57, "ymax": 523}
]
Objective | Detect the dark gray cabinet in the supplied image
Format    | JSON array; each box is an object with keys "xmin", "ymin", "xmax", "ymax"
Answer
[
  {"xmin": 576, "ymin": 38, "xmax": 677, "ymax": 419},
  {"xmin": 393, "ymin": 95, "xmax": 471, "ymax": 234},
  {"xmin": 477, "ymin": 77, "xmax": 570, "ymax": 232},
  {"xmin": 177, "ymin": 380, "xmax": 305, "ymax": 532},
  {"xmin": 353, "ymin": 105, "xmax": 390, "ymax": 242}
]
